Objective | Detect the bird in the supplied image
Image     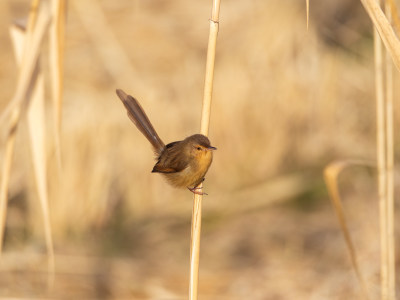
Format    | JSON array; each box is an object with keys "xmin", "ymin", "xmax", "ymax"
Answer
[{"xmin": 116, "ymin": 89, "xmax": 216, "ymax": 195}]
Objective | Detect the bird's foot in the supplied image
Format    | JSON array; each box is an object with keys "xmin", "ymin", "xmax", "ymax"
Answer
[{"xmin": 188, "ymin": 186, "xmax": 208, "ymax": 196}]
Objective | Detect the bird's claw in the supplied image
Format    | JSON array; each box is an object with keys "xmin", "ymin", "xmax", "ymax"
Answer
[{"xmin": 188, "ymin": 186, "xmax": 208, "ymax": 196}]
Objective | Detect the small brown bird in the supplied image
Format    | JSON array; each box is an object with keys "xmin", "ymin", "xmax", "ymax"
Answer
[{"xmin": 116, "ymin": 89, "xmax": 216, "ymax": 195}]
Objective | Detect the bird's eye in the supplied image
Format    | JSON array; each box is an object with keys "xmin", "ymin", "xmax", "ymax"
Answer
[{"xmin": 197, "ymin": 147, "xmax": 202, "ymax": 151}]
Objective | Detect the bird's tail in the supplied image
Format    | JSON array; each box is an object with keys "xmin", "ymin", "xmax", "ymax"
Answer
[{"xmin": 116, "ymin": 89, "xmax": 165, "ymax": 155}]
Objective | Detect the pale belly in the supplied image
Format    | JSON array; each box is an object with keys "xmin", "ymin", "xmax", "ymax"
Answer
[{"xmin": 163, "ymin": 155, "xmax": 212, "ymax": 188}]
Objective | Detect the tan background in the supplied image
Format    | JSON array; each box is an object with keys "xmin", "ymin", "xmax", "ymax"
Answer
[{"xmin": 0, "ymin": 0, "xmax": 395, "ymax": 299}]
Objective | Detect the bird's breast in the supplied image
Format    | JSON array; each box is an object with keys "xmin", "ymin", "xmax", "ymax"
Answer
[{"xmin": 163, "ymin": 151, "xmax": 213, "ymax": 188}]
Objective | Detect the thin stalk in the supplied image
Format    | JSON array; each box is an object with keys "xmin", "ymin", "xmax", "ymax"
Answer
[
  {"xmin": 374, "ymin": 16, "xmax": 389, "ymax": 300},
  {"xmin": 199, "ymin": 1, "xmax": 221, "ymax": 135},
  {"xmin": 189, "ymin": 1, "xmax": 221, "ymax": 300},
  {"xmin": 49, "ymin": 0, "xmax": 66, "ymax": 171},
  {"xmin": 306, "ymin": 0, "xmax": 309, "ymax": 29},
  {"xmin": 384, "ymin": 1, "xmax": 395, "ymax": 298}
]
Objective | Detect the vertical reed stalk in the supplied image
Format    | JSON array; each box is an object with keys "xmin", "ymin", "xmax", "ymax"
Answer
[
  {"xmin": 374, "ymin": 23, "xmax": 389, "ymax": 300},
  {"xmin": 49, "ymin": 0, "xmax": 66, "ymax": 170},
  {"xmin": 306, "ymin": 0, "xmax": 309, "ymax": 29},
  {"xmin": 384, "ymin": 2, "xmax": 395, "ymax": 298},
  {"xmin": 371, "ymin": 0, "xmax": 397, "ymax": 298},
  {"xmin": 189, "ymin": 1, "xmax": 221, "ymax": 299}
]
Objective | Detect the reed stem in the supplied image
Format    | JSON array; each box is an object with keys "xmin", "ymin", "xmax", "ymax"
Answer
[
  {"xmin": 384, "ymin": 1, "xmax": 395, "ymax": 298},
  {"xmin": 189, "ymin": 1, "xmax": 221, "ymax": 299}
]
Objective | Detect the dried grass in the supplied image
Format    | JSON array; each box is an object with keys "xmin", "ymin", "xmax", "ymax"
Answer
[{"xmin": 0, "ymin": 0, "xmax": 399, "ymax": 299}]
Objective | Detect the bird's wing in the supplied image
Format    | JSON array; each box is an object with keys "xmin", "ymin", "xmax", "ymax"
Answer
[{"xmin": 151, "ymin": 142, "xmax": 189, "ymax": 173}]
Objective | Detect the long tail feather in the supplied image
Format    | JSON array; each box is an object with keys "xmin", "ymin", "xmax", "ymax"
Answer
[{"xmin": 116, "ymin": 89, "xmax": 165, "ymax": 155}]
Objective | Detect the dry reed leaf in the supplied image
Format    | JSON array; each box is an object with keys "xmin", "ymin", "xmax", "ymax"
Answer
[
  {"xmin": 26, "ymin": 71, "xmax": 55, "ymax": 288},
  {"xmin": 387, "ymin": 0, "xmax": 400, "ymax": 35},
  {"xmin": 323, "ymin": 159, "xmax": 374, "ymax": 300},
  {"xmin": 0, "ymin": 4, "xmax": 51, "ymax": 126},
  {"xmin": 360, "ymin": 0, "xmax": 400, "ymax": 71},
  {"xmin": 10, "ymin": 20, "xmax": 55, "ymax": 287},
  {"xmin": 0, "ymin": 2, "xmax": 51, "ymax": 253}
]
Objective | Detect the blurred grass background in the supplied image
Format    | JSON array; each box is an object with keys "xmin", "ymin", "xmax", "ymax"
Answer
[{"xmin": 0, "ymin": 0, "xmax": 397, "ymax": 299}]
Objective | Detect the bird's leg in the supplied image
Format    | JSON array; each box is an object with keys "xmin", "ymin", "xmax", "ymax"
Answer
[{"xmin": 188, "ymin": 186, "xmax": 208, "ymax": 196}]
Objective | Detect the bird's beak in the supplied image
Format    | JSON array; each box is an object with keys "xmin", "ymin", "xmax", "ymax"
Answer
[{"xmin": 208, "ymin": 146, "xmax": 217, "ymax": 150}]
